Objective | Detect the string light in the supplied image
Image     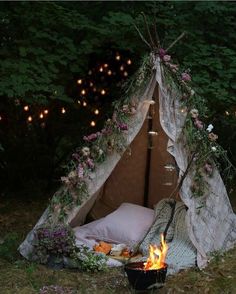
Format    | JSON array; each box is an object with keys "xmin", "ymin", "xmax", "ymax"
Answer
[
  {"xmin": 82, "ymin": 101, "xmax": 87, "ymax": 107},
  {"xmin": 0, "ymin": 115, "xmax": 2, "ymax": 121},
  {"xmin": 77, "ymin": 79, "xmax": 82, "ymax": 85},
  {"xmin": 44, "ymin": 109, "xmax": 49, "ymax": 114},
  {"xmin": 81, "ymin": 89, "xmax": 86, "ymax": 95},
  {"xmin": 124, "ymin": 71, "xmax": 128, "ymax": 77},
  {"xmin": 99, "ymin": 67, "xmax": 103, "ymax": 72},
  {"xmin": 93, "ymin": 87, "xmax": 97, "ymax": 92},
  {"xmin": 77, "ymin": 100, "xmax": 81, "ymax": 105},
  {"xmin": 89, "ymin": 82, "xmax": 93, "ymax": 87},
  {"xmin": 24, "ymin": 105, "xmax": 29, "ymax": 111},
  {"xmin": 225, "ymin": 111, "xmax": 230, "ymax": 116},
  {"xmin": 61, "ymin": 107, "xmax": 66, "ymax": 114},
  {"xmin": 108, "ymin": 70, "xmax": 112, "ymax": 76},
  {"xmin": 127, "ymin": 59, "xmax": 132, "ymax": 65},
  {"xmin": 120, "ymin": 65, "xmax": 124, "ymax": 71},
  {"xmin": 116, "ymin": 55, "xmax": 121, "ymax": 61},
  {"xmin": 39, "ymin": 113, "xmax": 44, "ymax": 119},
  {"xmin": 104, "ymin": 63, "xmax": 108, "ymax": 68},
  {"xmin": 101, "ymin": 89, "xmax": 106, "ymax": 95},
  {"xmin": 27, "ymin": 116, "xmax": 32, "ymax": 122},
  {"xmin": 94, "ymin": 109, "xmax": 99, "ymax": 115},
  {"xmin": 90, "ymin": 121, "xmax": 96, "ymax": 127},
  {"xmin": 88, "ymin": 70, "xmax": 92, "ymax": 75}
]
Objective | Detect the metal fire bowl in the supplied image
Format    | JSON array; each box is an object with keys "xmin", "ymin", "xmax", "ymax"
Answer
[{"xmin": 124, "ymin": 261, "xmax": 168, "ymax": 291}]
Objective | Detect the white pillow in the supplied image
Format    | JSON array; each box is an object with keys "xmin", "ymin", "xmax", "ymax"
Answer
[{"xmin": 83, "ymin": 203, "xmax": 154, "ymax": 246}]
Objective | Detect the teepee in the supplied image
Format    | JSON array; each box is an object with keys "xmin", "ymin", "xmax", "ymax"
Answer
[{"xmin": 19, "ymin": 48, "xmax": 236, "ymax": 270}]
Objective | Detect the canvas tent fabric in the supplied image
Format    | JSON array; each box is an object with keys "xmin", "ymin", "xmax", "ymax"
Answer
[{"xmin": 19, "ymin": 55, "xmax": 236, "ymax": 270}]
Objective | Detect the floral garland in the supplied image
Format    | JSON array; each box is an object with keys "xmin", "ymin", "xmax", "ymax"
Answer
[
  {"xmin": 158, "ymin": 48, "xmax": 234, "ymax": 198},
  {"xmin": 49, "ymin": 56, "xmax": 153, "ymax": 222},
  {"xmin": 48, "ymin": 49, "xmax": 234, "ymax": 221}
]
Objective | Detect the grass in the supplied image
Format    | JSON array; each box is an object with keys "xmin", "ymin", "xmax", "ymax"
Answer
[{"xmin": 0, "ymin": 194, "xmax": 236, "ymax": 294}]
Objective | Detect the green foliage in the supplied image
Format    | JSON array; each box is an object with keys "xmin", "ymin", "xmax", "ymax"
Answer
[
  {"xmin": 0, "ymin": 232, "xmax": 21, "ymax": 262},
  {"xmin": 1, "ymin": 1, "xmax": 236, "ymax": 199}
]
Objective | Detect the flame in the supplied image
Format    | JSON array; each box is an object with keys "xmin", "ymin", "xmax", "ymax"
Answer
[{"xmin": 144, "ymin": 234, "xmax": 168, "ymax": 270}]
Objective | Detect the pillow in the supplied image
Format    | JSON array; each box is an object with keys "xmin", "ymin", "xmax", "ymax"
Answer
[{"xmin": 83, "ymin": 203, "xmax": 154, "ymax": 246}]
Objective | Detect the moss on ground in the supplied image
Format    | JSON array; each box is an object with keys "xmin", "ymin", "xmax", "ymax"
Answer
[{"xmin": 0, "ymin": 195, "xmax": 235, "ymax": 294}]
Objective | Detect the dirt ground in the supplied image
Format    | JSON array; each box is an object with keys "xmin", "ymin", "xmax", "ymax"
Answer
[{"xmin": 0, "ymin": 194, "xmax": 236, "ymax": 294}]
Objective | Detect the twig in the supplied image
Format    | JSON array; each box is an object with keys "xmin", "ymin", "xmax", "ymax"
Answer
[
  {"xmin": 133, "ymin": 22, "xmax": 152, "ymax": 50},
  {"xmin": 166, "ymin": 32, "xmax": 186, "ymax": 52},
  {"xmin": 141, "ymin": 12, "xmax": 156, "ymax": 50}
]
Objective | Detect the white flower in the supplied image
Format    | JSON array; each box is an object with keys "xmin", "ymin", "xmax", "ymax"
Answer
[
  {"xmin": 211, "ymin": 146, "xmax": 217, "ymax": 152},
  {"xmin": 82, "ymin": 147, "xmax": 90, "ymax": 157},
  {"xmin": 206, "ymin": 124, "xmax": 214, "ymax": 132},
  {"xmin": 190, "ymin": 89, "xmax": 195, "ymax": 96},
  {"xmin": 98, "ymin": 149, "xmax": 104, "ymax": 156},
  {"xmin": 190, "ymin": 108, "xmax": 199, "ymax": 118}
]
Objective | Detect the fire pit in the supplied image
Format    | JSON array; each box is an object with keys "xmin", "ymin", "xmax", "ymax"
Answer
[
  {"xmin": 125, "ymin": 261, "xmax": 168, "ymax": 290},
  {"xmin": 125, "ymin": 234, "xmax": 168, "ymax": 290}
]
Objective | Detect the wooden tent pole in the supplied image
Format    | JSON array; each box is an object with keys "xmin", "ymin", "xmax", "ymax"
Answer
[{"xmin": 143, "ymin": 106, "xmax": 153, "ymax": 207}]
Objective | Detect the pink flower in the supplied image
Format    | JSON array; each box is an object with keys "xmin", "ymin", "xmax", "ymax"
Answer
[
  {"xmin": 86, "ymin": 158, "xmax": 95, "ymax": 169},
  {"xmin": 204, "ymin": 163, "xmax": 213, "ymax": 175},
  {"xmin": 83, "ymin": 132, "xmax": 101, "ymax": 142},
  {"xmin": 163, "ymin": 55, "xmax": 171, "ymax": 62},
  {"xmin": 194, "ymin": 118, "xmax": 204, "ymax": 129},
  {"xmin": 208, "ymin": 132, "xmax": 218, "ymax": 142},
  {"xmin": 181, "ymin": 72, "xmax": 191, "ymax": 82},
  {"xmin": 118, "ymin": 122, "xmax": 128, "ymax": 131},
  {"xmin": 159, "ymin": 48, "xmax": 166, "ymax": 59}
]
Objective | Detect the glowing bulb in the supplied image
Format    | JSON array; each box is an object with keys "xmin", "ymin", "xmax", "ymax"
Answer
[
  {"xmin": 94, "ymin": 109, "xmax": 99, "ymax": 115},
  {"xmin": 124, "ymin": 71, "xmax": 128, "ymax": 77},
  {"xmin": 0, "ymin": 115, "xmax": 2, "ymax": 121},
  {"xmin": 89, "ymin": 82, "xmax": 93, "ymax": 87},
  {"xmin": 77, "ymin": 79, "xmax": 82, "ymax": 85},
  {"xmin": 24, "ymin": 105, "xmax": 29, "ymax": 111},
  {"xmin": 27, "ymin": 116, "xmax": 32, "ymax": 122},
  {"xmin": 81, "ymin": 89, "xmax": 86, "ymax": 95},
  {"xmin": 61, "ymin": 107, "xmax": 66, "ymax": 114},
  {"xmin": 99, "ymin": 67, "xmax": 103, "ymax": 72},
  {"xmin": 90, "ymin": 121, "xmax": 96, "ymax": 127},
  {"xmin": 116, "ymin": 55, "xmax": 121, "ymax": 61},
  {"xmin": 108, "ymin": 70, "xmax": 112, "ymax": 76},
  {"xmin": 104, "ymin": 63, "xmax": 108, "ymax": 68},
  {"xmin": 82, "ymin": 101, "xmax": 87, "ymax": 107},
  {"xmin": 88, "ymin": 70, "xmax": 92, "ymax": 75},
  {"xmin": 44, "ymin": 109, "xmax": 49, "ymax": 114},
  {"xmin": 127, "ymin": 59, "xmax": 132, "ymax": 65},
  {"xmin": 101, "ymin": 89, "xmax": 106, "ymax": 95},
  {"xmin": 39, "ymin": 113, "xmax": 44, "ymax": 119},
  {"xmin": 120, "ymin": 65, "xmax": 124, "ymax": 71},
  {"xmin": 77, "ymin": 100, "xmax": 81, "ymax": 105},
  {"xmin": 225, "ymin": 111, "xmax": 230, "ymax": 116},
  {"xmin": 93, "ymin": 87, "xmax": 97, "ymax": 92}
]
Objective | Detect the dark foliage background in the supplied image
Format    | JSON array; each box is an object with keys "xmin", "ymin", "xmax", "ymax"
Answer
[{"xmin": 0, "ymin": 1, "xmax": 235, "ymax": 198}]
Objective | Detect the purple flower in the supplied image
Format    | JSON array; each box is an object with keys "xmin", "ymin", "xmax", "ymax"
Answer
[
  {"xmin": 194, "ymin": 118, "xmax": 204, "ymax": 130},
  {"xmin": 77, "ymin": 164, "xmax": 84, "ymax": 178},
  {"xmin": 72, "ymin": 153, "xmax": 80, "ymax": 162},
  {"xmin": 83, "ymin": 132, "xmax": 101, "ymax": 142},
  {"xmin": 86, "ymin": 158, "xmax": 95, "ymax": 169},
  {"xmin": 181, "ymin": 72, "xmax": 191, "ymax": 82},
  {"xmin": 117, "ymin": 122, "xmax": 128, "ymax": 131},
  {"xmin": 159, "ymin": 48, "xmax": 166, "ymax": 59}
]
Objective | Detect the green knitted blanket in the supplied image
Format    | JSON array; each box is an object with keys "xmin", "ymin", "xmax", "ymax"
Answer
[{"xmin": 139, "ymin": 199, "xmax": 197, "ymax": 275}]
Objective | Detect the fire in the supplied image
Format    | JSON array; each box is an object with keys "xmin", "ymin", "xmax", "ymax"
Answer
[{"xmin": 144, "ymin": 234, "xmax": 168, "ymax": 270}]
